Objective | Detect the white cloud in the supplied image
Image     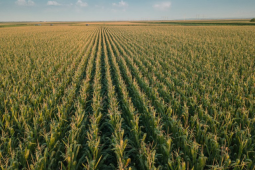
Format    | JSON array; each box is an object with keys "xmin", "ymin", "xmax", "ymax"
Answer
[
  {"xmin": 112, "ymin": 0, "xmax": 128, "ymax": 7},
  {"xmin": 154, "ymin": 2, "xmax": 171, "ymax": 11},
  {"xmin": 15, "ymin": 0, "xmax": 35, "ymax": 6},
  {"xmin": 47, "ymin": 1, "xmax": 61, "ymax": 6},
  {"xmin": 76, "ymin": 0, "xmax": 88, "ymax": 7}
]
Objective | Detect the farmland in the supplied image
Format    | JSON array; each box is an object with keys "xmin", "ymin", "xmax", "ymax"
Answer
[{"xmin": 0, "ymin": 23, "xmax": 255, "ymax": 169}]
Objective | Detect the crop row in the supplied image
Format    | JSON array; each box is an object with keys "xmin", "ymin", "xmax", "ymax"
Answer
[{"xmin": 0, "ymin": 25, "xmax": 254, "ymax": 169}]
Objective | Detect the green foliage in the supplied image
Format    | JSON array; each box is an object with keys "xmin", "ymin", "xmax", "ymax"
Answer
[
  {"xmin": 0, "ymin": 25, "xmax": 254, "ymax": 169},
  {"xmin": 251, "ymin": 18, "xmax": 255, "ymax": 22}
]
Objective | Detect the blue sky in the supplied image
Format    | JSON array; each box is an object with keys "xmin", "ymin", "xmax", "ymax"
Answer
[{"xmin": 0, "ymin": 0, "xmax": 254, "ymax": 21}]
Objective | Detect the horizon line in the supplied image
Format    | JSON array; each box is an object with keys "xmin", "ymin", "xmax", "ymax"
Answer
[{"xmin": 0, "ymin": 17, "xmax": 253, "ymax": 23}]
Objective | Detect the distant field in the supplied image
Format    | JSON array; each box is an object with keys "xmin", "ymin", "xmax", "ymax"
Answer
[
  {"xmin": 0, "ymin": 21, "xmax": 142, "ymax": 27},
  {"xmin": 1, "ymin": 19, "xmax": 255, "ymax": 27},
  {"xmin": 0, "ymin": 23, "xmax": 254, "ymax": 169},
  {"xmin": 138, "ymin": 19, "xmax": 255, "ymax": 26}
]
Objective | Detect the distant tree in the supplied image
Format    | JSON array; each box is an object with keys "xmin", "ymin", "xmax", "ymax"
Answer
[{"xmin": 251, "ymin": 18, "xmax": 255, "ymax": 22}]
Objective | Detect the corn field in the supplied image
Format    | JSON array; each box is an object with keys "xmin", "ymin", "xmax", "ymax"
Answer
[{"xmin": 0, "ymin": 25, "xmax": 255, "ymax": 170}]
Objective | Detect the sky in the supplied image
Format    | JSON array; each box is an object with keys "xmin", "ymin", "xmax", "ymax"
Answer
[{"xmin": 0, "ymin": 0, "xmax": 254, "ymax": 21}]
